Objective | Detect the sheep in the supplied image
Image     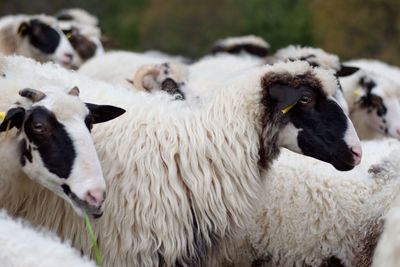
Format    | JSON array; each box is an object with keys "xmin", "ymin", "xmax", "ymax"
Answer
[
  {"xmin": 345, "ymin": 59, "xmax": 400, "ymax": 87},
  {"xmin": 55, "ymin": 8, "xmax": 100, "ymax": 28},
  {"xmin": 340, "ymin": 68, "xmax": 400, "ymax": 140},
  {"xmin": 0, "ymin": 14, "xmax": 76, "ymax": 67},
  {"xmin": 0, "ymin": 82, "xmax": 125, "ymax": 218},
  {"xmin": 0, "ymin": 209, "xmax": 96, "ymax": 267},
  {"xmin": 263, "ymin": 45, "xmax": 400, "ymax": 141},
  {"xmin": 236, "ymin": 139, "xmax": 400, "ymax": 267},
  {"xmin": 370, "ymin": 192, "xmax": 400, "ymax": 267},
  {"xmin": 0, "ymin": 55, "xmax": 361, "ymax": 267},
  {"xmin": 210, "ymin": 35, "xmax": 270, "ymax": 58},
  {"xmin": 79, "ymin": 51, "xmax": 167, "ymax": 87},
  {"xmin": 55, "ymin": 9, "xmax": 104, "ymax": 69},
  {"xmin": 127, "ymin": 61, "xmax": 200, "ymax": 100}
]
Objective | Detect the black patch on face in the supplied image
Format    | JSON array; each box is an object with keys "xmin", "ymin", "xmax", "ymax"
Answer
[
  {"xmin": 319, "ymin": 256, "xmax": 345, "ymax": 267},
  {"xmin": 61, "ymin": 183, "xmax": 71, "ymax": 195},
  {"xmin": 84, "ymin": 114, "xmax": 94, "ymax": 132},
  {"xmin": 357, "ymin": 76, "xmax": 387, "ymax": 117},
  {"xmin": 261, "ymin": 72, "xmax": 355, "ymax": 171},
  {"xmin": 24, "ymin": 106, "xmax": 76, "ymax": 179},
  {"xmin": 212, "ymin": 44, "xmax": 269, "ymax": 57},
  {"xmin": 25, "ymin": 19, "xmax": 61, "ymax": 54},
  {"xmin": 293, "ymin": 97, "xmax": 355, "ymax": 171},
  {"xmin": 161, "ymin": 78, "xmax": 185, "ymax": 100},
  {"xmin": 18, "ymin": 138, "xmax": 33, "ymax": 166},
  {"xmin": 63, "ymin": 28, "xmax": 97, "ymax": 60},
  {"xmin": 290, "ymin": 55, "xmax": 319, "ymax": 68}
]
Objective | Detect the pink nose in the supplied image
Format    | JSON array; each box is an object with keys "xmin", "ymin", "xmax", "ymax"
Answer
[
  {"xmin": 396, "ymin": 128, "xmax": 400, "ymax": 137},
  {"xmin": 84, "ymin": 188, "xmax": 106, "ymax": 207},
  {"xmin": 63, "ymin": 53, "xmax": 73, "ymax": 62},
  {"xmin": 351, "ymin": 145, "xmax": 362, "ymax": 165}
]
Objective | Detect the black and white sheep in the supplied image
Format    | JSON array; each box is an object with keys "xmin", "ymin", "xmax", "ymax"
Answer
[
  {"xmin": 210, "ymin": 35, "xmax": 270, "ymax": 58},
  {"xmin": 55, "ymin": 9, "xmax": 104, "ymax": 68},
  {"xmin": 0, "ymin": 82, "xmax": 125, "ymax": 218},
  {"xmin": 0, "ymin": 14, "xmax": 75, "ymax": 67},
  {"xmin": 0, "ymin": 55, "xmax": 361, "ymax": 267}
]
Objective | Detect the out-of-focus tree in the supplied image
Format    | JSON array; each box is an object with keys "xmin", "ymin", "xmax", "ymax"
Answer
[
  {"xmin": 239, "ymin": 0, "xmax": 314, "ymax": 51},
  {"xmin": 312, "ymin": 0, "xmax": 400, "ymax": 65},
  {"xmin": 0, "ymin": 0, "xmax": 399, "ymax": 64},
  {"xmin": 138, "ymin": 0, "xmax": 243, "ymax": 58}
]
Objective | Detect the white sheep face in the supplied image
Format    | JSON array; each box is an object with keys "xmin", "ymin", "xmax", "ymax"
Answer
[{"xmin": 0, "ymin": 87, "xmax": 125, "ymax": 218}]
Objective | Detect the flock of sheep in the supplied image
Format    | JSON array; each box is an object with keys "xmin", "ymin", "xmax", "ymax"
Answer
[{"xmin": 1, "ymin": 7, "xmax": 400, "ymax": 267}]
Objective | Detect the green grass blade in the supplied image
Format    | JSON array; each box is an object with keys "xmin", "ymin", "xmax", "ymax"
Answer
[{"xmin": 84, "ymin": 212, "xmax": 103, "ymax": 267}]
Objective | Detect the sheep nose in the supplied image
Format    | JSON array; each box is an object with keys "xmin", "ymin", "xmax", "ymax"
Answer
[
  {"xmin": 64, "ymin": 53, "xmax": 74, "ymax": 62},
  {"xmin": 396, "ymin": 128, "xmax": 400, "ymax": 137},
  {"xmin": 350, "ymin": 145, "xmax": 362, "ymax": 165},
  {"xmin": 84, "ymin": 188, "xmax": 106, "ymax": 207}
]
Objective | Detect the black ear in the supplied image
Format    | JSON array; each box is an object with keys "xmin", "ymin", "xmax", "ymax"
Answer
[
  {"xmin": 336, "ymin": 65, "xmax": 360, "ymax": 77},
  {"xmin": 0, "ymin": 107, "xmax": 25, "ymax": 132},
  {"xmin": 268, "ymin": 84, "xmax": 309, "ymax": 110},
  {"xmin": 17, "ymin": 22, "xmax": 29, "ymax": 36},
  {"xmin": 85, "ymin": 103, "xmax": 126, "ymax": 124}
]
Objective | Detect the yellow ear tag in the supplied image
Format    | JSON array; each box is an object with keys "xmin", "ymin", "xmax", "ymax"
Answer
[
  {"xmin": 17, "ymin": 24, "xmax": 27, "ymax": 35},
  {"xmin": 354, "ymin": 88, "xmax": 361, "ymax": 97},
  {"xmin": 281, "ymin": 102, "xmax": 297, "ymax": 114},
  {"xmin": 0, "ymin": 111, "xmax": 11, "ymax": 135}
]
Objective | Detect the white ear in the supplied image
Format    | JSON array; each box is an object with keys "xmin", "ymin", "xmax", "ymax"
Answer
[{"xmin": 132, "ymin": 64, "xmax": 161, "ymax": 91}]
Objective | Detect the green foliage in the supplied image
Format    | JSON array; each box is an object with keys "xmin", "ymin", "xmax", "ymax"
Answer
[{"xmin": 0, "ymin": 0, "xmax": 399, "ymax": 64}]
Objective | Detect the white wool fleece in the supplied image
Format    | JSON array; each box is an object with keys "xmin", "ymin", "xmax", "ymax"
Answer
[
  {"xmin": 0, "ymin": 55, "xmax": 340, "ymax": 267},
  {"xmin": 0, "ymin": 210, "xmax": 96, "ymax": 267}
]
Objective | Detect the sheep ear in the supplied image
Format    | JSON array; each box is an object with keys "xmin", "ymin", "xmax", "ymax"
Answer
[
  {"xmin": 68, "ymin": 86, "xmax": 80, "ymax": 96},
  {"xmin": 17, "ymin": 22, "xmax": 29, "ymax": 36},
  {"xmin": 337, "ymin": 65, "xmax": 360, "ymax": 77},
  {"xmin": 0, "ymin": 107, "xmax": 25, "ymax": 131},
  {"xmin": 19, "ymin": 88, "xmax": 46, "ymax": 103},
  {"xmin": 85, "ymin": 103, "xmax": 126, "ymax": 124},
  {"xmin": 268, "ymin": 85, "xmax": 309, "ymax": 111}
]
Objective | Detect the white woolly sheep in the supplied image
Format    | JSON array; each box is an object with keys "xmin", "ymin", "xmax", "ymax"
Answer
[
  {"xmin": 345, "ymin": 59, "xmax": 400, "ymax": 87},
  {"xmin": 371, "ymin": 191, "xmax": 400, "ymax": 267},
  {"xmin": 340, "ymin": 68, "xmax": 400, "ymax": 140},
  {"xmin": 211, "ymin": 35, "xmax": 270, "ymax": 58},
  {"xmin": 55, "ymin": 8, "xmax": 100, "ymax": 28},
  {"xmin": 236, "ymin": 138, "xmax": 400, "ymax": 267},
  {"xmin": 0, "ymin": 55, "xmax": 361, "ymax": 267},
  {"xmin": 0, "ymin": 14, "xmax": 75, "ymax": 67},
  {"xmin": 0, "ymin": 83, "xmax": 125, "ymax": 218},
  {"xmin": 128, "ymin": 61, "xmax": 199, "ymax": 100},
  {"xmin": 0, "ymin": 210, "xmax": 96, "ymax": 267},
  {"xmin": 79, "ymin": 51, "xmax": 167, "ymax": 87}
]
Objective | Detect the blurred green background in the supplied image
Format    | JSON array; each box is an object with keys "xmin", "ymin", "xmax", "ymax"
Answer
[{"xmin": 1, "ymin": 0, "xmax": 399, "ymax": 64}]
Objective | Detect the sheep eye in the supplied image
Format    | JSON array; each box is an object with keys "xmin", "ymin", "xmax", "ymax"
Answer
[
  {"xmin": 32, "ymin": 122, "xmax": 46, "ymax": 133},
  {"xmin": 299, "ymin": 94, "xmax": 313, "ymax": 105}
]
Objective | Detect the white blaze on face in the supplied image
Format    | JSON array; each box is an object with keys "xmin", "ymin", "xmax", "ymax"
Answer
[
  {"xmin": 334, "ymin": 89, "xmax": 349, "ymax": 115},
  {"xmin": 278, "ymin": 122, "xmax": 301, "ymax": 153},
  {"xmin": 51, "ymin": 31, "xmax": 75, "ymax": 67},
  {"xmin": 62, "ymin": 118, "xmax": 106, "ymax": 205}
]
